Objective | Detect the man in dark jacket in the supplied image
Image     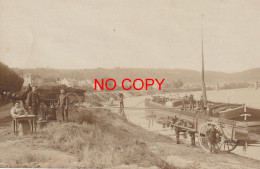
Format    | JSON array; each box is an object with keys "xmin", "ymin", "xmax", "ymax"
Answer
[
  {"xmin": 182, "ymin": 94, "xmax": 188, "ymax": 110},
  {"xmin": 27, "ymin": 84, "xmax": 32, "ymax": 92},
  {"xmin": 27, "ymin": 86, "xmax": 40, "ymax": 118},
  {"xmin": 118, "ymin": 93, "xmax": 125, "ymax": 118},
  {"xmin": 189, "ymin": 94, "xmax": 194, "ymax": 111},
  {"xmin": 206, "ymin": 124, "xmax": 220, "ymax": 154},
  {"xmin": 57, "ymin": 89, "xmax": 69, "ymax": 122}
]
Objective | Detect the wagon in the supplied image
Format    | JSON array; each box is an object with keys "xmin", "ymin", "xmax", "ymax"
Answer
[
  {"xmin": 36, "ymin": 89, "xmax": 83, "ymax": 124},
  {"xmin": 145, "ymin": 99, "xmax": 255, "ymax": 153}
]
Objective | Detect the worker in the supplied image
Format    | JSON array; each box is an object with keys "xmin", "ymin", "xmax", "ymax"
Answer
[
  {"xmin": 182, "ymin": 94, "xmax": 188, "ymax": 110},
  {"xmin": 57, "ymin": 89, "xmax": 69, "ymax": 122},
  {"xmin": 187, "ymin": 121, "xmax": 196, "ymax": 146},
  {"xmin": 109, "ymin": 97, "xmax": 114, "ymax": 106},
  {"xmin": 175, "ymin": 120, "xmax": 184, "ymax": 144},
  {"xmin": 118, "ymin": 93, "xmax": 125, "ymax": 118},
  {"xmin": 11, "ymin": 101, "xmax": 28, "ymax": 117},
  {"xmin": 189, "ymin": 94, "xmax": 194, "ymax": 111},
  {"xmin": 27, "ymin": 86, "xmax": 40, "ymax": 118},
  {"xmin": 207, "ymin": 103, "xmax": 213, "ymax": 117},
  {"xmin": 27, "ymin": 84, "xmax": 32, "ymax": 92},
  {"xmin": 3, "ymin": 91, "xmax": 6, "ymax": 100},
  {"xmin": 200, "ymin": 96, "xmax": 204, "ymax": 110},
  {"xmin": 175, "ymin": 127, "xmax": 181, "ymax": 144},
  {"xmin": 189, "ymin": 131, "xmax": 196, "ymax": 146},
  {"xmin": 11, "ymin": 101, "xmax": 30, "ymax": 136},
  {"xmin": 206, "ymin": 124, "xmax": 220, "ymax": 154}
]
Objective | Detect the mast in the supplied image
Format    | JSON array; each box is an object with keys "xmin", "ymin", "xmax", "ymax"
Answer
[{"xmin": 201, "ymin": 14, "xmax": 207, "ymax": 107}]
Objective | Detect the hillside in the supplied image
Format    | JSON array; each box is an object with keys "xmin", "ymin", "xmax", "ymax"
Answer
[
  {"xmin": 13, "ymin": 67, "xmax": 260, "ymax": 84},
  {"xmin": 1, "ymin": 103, "xmax": 260, "ymax": 168}
]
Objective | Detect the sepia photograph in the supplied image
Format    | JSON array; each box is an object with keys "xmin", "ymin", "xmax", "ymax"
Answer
[{"xmin": 0, "ymin": 0, "xmax": 260, "ymax": 168}]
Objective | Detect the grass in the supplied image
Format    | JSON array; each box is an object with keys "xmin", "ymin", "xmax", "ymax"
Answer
[
  {"xmin": 31, "ymin": 108, "xmax": 178, "ymax": 168},
  {"xmin": 0, "ymin": 150, "xmax": 55, "ymax": 168}
]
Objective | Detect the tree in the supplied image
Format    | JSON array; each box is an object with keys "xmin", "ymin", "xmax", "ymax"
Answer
[{"xmin": 0, "ymin": 62, "xmax": 24, "ymax": 92}]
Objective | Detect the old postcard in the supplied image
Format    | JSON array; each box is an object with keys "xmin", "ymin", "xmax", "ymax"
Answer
[{"xmin": 0, "ymin": 0, "xmax": 260, "ymax": 168}]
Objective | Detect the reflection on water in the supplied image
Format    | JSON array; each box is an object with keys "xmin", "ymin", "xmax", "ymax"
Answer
[{"xmin": 123, "ymin": 88, "xmax": 260, "ymax": 161}]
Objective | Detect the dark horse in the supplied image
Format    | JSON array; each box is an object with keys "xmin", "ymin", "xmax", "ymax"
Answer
[{"xmin": 11, "ymin": 90, "xmax": 31, "ymax": 106}]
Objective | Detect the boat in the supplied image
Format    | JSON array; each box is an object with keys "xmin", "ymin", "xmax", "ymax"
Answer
[{"xmin": 144, "ymin": 18, "xmax": 260, "ymax": 152}]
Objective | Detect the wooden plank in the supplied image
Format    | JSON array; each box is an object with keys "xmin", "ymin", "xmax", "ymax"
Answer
[
  {"xmin": 170, "ymin": 124, "xmax": 197, "ymax": 132},
  {"xmin": 210, "ymin": 117, "xmax": 236, "ymax": 126}
]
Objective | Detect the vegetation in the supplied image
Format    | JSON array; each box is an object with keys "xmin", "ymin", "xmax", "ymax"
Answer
[
  {"xmin": 29, "ymin": 108, "xmax": 177, "ymax": 168},
  {"xmin": 14, "ymin": 67, "xmax": 260, "ymax": 85},
  {"xmin": 0, "ymin": 62, "xmax": 24, "ymax": 92}
]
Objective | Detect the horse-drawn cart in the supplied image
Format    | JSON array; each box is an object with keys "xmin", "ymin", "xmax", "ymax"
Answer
[
  {"xmin": 169, "ymin": 115, "xmax": 247, "ymax": 153},
  {"xmin": 145, "ymin": 99, "xmax": 252, "ymax": 153}
]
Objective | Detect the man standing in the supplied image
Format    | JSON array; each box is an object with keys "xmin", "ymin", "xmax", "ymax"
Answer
[
  {"xmin": 189, "ymin": 94, "xmax": 194, "ymax": 111},
  {"xmin": 27, "ymin": 86, "xmax": 40, "ymax": 118},
  {"xmin": 206, "ymin": 124, "xmax": 220, "ymax": 154},
  {"xmin": 200, "ymin": 95, "xmax": 204, "ymax": 110},
  {"xmin": 118, "ymin": 93, "xmax": 125, "ymax": 118},
  {"xmin": 187, "ymin": 121, "xmax": 196, "ymax": 146},
  {"xmin": 57, "ymin": 89, "xmax": 69, "ymax": 122},
  {"xmin": 174, "ymin": 120, "xmax": 184, "ymax": 144},
  {"xmin": 27, "ymin": 84, "xmax": 32, "ymax": 92},
  {"xmin": 175, "ymin": 127, "xmax": 181, "ymax": 144},
  {"xmin": 182, "ymin": 94, "xmax": 188, "ymax": 110},
  {"xmin": 3, "ymin": 91, "xmax": 6, "ymax": 100}
]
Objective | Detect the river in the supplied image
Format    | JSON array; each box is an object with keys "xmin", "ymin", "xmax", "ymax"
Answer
[{"xmin": 122, "ymin": 88, "xmax": 260, "ymax": 161}]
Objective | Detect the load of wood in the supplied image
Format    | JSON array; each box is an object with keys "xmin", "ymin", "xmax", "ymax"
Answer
[{"xmin": 38, "ymin": 85, "xmax": 86, "ymax": 101}]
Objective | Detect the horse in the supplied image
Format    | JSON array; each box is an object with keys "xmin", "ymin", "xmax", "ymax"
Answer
[{"xmin": 11, "ymin": 90, "xmax": 31, "ymax": 106}]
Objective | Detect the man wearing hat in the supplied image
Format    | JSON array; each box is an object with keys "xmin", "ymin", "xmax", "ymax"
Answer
[
  {"xmin": 206, "ymin": 124, "xmax": 220, "ymax": 154},
  {"xmin": 27, "ymin": 86, "xmax": 40, "ymax": 118}
]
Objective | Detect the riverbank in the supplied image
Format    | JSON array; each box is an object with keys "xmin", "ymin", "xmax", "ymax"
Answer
[
  {"xmin": 0, "ymin": 104, "xmax": 177, "ymax": 168},
  {"xmin": 0, "ymin": 99, "xmax": 260, "ymax": 168}
]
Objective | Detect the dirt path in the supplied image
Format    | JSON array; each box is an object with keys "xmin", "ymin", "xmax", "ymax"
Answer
[{"xmin": 0, "ymin": 102, "xmax": 13, "ymax": 119}]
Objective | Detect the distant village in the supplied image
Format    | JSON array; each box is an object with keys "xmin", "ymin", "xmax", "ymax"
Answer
[
  {"xmin": 21, "ymin": 73, "xmax": 94, "ymax": 89},
  {"xmin": 21, "ymin": 73, "xmax": 159, "ymax": 91},
  {"xmin": 20, "ymin": 73, "xmax": 255, "ymax": 92}
]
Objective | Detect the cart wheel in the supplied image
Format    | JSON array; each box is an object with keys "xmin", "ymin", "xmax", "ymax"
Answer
[
  {"xmin": 219, "ymin": 139, "xmax": 238, "ymax": 152},
  {"xmin": 198, "ymin": 122, "xmax": 223, "ymax": 152}
]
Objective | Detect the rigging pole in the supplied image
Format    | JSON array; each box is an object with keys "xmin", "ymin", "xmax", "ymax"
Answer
[{"xmin": 201, "ymin": 14, "xmax": 207, "ymax": 107}]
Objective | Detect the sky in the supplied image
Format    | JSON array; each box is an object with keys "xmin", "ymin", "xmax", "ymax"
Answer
[{"xmin": 0, "ymin": 0, "xmax": 260, "ymax": 72}]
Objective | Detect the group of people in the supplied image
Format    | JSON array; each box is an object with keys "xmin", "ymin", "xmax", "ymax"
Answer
[
  {"xmin": 0, "ymin": 91, "xmax": 11, "ymax": 101},
  {"xmin": 11, "ymin": 84, "xmax": 70, "ymax": 123},
  {"xmin": 182, "ymin": 94, "xmax": 205, "ymax": 111}
]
